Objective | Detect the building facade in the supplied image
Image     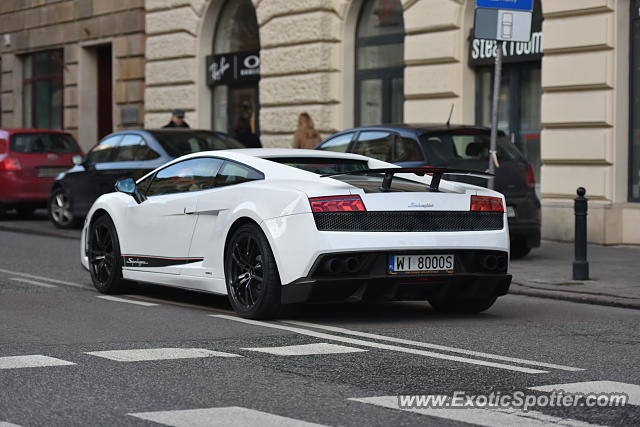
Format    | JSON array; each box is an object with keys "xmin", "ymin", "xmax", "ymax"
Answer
[
  {"xmin": 0, "ymin": 0, "xmax": 145, "ymax": 150},
  {"xmin": 0, "ymin": 0, "xmax": 638, "ymax": 245}
]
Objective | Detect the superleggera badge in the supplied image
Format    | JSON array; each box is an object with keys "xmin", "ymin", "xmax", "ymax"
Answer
[{"xmin": 126, "ymin": 258, "xmax": 149, "ymax": 267}]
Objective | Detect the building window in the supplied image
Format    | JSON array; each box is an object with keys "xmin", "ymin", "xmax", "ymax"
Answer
[
  {"xmin": 23, "ymin": 50, "xmax": 64, "ymax": 129},
  {"xmin": 355, "ymin": 0, "xmax": 405, "ymax": 126},
  {"xmin": 211, "ymin": 0, "xmax": 260, "ymax": 138},
  {"xmin": 630, "ymin": 1, "xmax": 640, "ymax": 202}
]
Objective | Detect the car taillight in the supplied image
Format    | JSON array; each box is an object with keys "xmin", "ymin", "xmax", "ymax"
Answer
[
  {"xmin": 309, "ymin": 195, "xmax": 366, "ymax": 212},
  {"xmin": 526, "ymin": 163, "xmax": 535, "ymax": 189},
  {"xmin": 471, "ymin": 195, "xmax": 504, "ymax": 213},
  {"xmin": 0, "ymin": 157, "xmax": 22, "ymax": 171}
]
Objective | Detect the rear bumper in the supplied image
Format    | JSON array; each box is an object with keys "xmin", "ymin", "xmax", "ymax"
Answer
[
  {"xmin": 508, "ymin": 222, "xmax": 541, "ymax": 248},
  {"xmin": 282, "ymin": 274, "xmax": 512, "ymax": 304},
  {"xmin": 281, "ymin": 249, "xmax": 511, "ymax": 304},
  {"xmin": 0, "ymin": 172, "xmax": 53, "ymax": 204},
  {"xmin": 506, "ymin": 193, "xmax": 541, "ymax": 248}
]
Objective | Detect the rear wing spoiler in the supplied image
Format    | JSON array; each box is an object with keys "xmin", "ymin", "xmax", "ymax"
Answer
[{"xmin": 321, "ymin": 167, "xmax": 493, "ymax": 192}]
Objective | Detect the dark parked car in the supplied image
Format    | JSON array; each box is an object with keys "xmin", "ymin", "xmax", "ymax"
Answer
[
  {"xmin": 315, "ymin": 124, "xmax": 540, "ymax": 258},
  {"xmin": 48, "ymin": 129, "xmax": 244, "ymax": 228},
  {"xmin": 0, "ymin": 129, "xmax": 83, "ymax": 220}
]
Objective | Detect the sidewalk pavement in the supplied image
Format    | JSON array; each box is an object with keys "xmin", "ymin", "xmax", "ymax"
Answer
[{"xmin": 510, "ymin": 241, "xmax": 640, "ymax": 310}]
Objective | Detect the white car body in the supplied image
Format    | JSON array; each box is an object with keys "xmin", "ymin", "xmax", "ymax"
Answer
[{"xmin": 81, "ymin": 149, "xmax": 511, "ymax": 310}]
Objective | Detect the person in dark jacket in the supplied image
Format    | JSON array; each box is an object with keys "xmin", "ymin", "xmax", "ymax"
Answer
[
  {"xmin": 233, "ymin": 117, "xmax": 262, "ymax": 148},
  {"xmin": 163, "ymin": 109, "xmax": 190, "ymax": 128}
]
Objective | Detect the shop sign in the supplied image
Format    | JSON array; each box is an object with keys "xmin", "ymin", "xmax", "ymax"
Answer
[
  {"xmin": 469, "ymin": 32, "xmax": 543, "ymax": 65},
  {"xmin": 207, "ymin": 50, "xmax": 260, "ymax": 86}
]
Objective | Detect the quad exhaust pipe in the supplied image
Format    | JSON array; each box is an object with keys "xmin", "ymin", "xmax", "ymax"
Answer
[
  {"xmin": 322, "ymin": 256, "xmax": 361, "ymax": 275},
  {"xmin": 482, "ymin": 254, "xmax": 507, "ymax": 272}
]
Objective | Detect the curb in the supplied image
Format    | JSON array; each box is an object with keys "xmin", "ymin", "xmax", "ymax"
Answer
[{"xmin": 510, "ymin": 283, "xmax": 640, "ymax": 310}]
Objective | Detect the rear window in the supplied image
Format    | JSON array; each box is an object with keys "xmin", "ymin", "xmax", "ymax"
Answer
[
  {"xmin": 150, "ymin": 130, "xmax": 244, "ymax": 158},
  {"xmin": 419, "ymin": 131, "xmax": 523, "ymax": 164},
  {"xmin": 268, "ymin": 157, "xmax": 429, "ymax": 193},
  {"xmin": 267, "ymin": 157, "xmax": 369, "ymax": 175},
  {"xmin": 10, "ymin": 133, "xmax": 80, "ymax": 154},
  {"xmin": 337, "ymin": 175, "xmax": 428, "ymax": 193}
]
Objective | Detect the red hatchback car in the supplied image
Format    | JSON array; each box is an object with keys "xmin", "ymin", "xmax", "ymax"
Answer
[{"xmin": 0, "ymin": 129, "xmax": 83, "ymax": 219}]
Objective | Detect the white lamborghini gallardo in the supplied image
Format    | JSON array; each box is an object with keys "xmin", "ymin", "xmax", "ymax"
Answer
[{"xmin": 81, "ymin": 149, "xmax": 511, "ymax": 319}]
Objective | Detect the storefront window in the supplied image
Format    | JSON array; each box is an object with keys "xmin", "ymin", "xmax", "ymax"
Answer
[
  {"xmin": 356, "ymin": 0, "xmax": 405, "ymax": 126},
  {"xmin": 472, "ymin": 0, "xmax": 543, "ymax": 197},
  {"xmin": 211, "ymin": 0, "xmax": 260, "ymax": 139},
  {"xmin": 630, "ymin": 1, "xmax": 640, "ymax": 202},
  {"xmin": 23, "ymin": 50, "xmax": 64, "ymax": 129}
]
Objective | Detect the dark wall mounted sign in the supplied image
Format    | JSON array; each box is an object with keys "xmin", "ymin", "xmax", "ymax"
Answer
[{"xmin": 206, "ymin": 50, "xmax": 260, "ymax": 86}]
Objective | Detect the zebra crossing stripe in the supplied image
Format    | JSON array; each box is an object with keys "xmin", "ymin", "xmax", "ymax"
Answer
[
  {"xmin": 128, "ymin": 406, "xmax": 328, "ymax": 427},
  {"xmin": 242, "ymin": 343, "xmax": 367, "ymax": 356},
  {"xmin": 0, "ymin": 355, "xmax": 75, "ymax": 370},
  {"xmin": 530, "ymin": 381, "xmax": 640, "ymax": 406},
  {"xmin": 350, "ymin": 396, "xmax": 602, "ymax": 427},
  {"xmin": 85, "ymin": 348, "xmax": 241, "ymax": 362}
]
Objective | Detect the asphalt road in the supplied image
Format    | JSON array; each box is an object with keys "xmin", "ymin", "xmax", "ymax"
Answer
[{"xmin": 0, "ymin": 221, "xmax": 639, "ymax": 427}]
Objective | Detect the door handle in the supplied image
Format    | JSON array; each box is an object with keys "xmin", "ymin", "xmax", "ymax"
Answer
[{"xmin": 184, "ymin": 206, "xmax": 196, "ymax": 215}]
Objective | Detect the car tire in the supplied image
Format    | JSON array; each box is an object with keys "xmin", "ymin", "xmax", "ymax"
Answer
[
  {"xmin": 48, "ymin": 188, "xmax": 80, "ymax": 229},
  {"xmin": 224, "ymin": 223, "xmax": 282, "ymax": 320},
  {"xmin": 88, "ymin": 215, "xmax": 129, "ymax": 294},
  {"xmin": 15, "ymin": 207, "xmax": 36, "ymax": 218},
  {"xmin": 510, "ymin": 239, "xmax": 531, "ymax": 259},
  {"xmin": 429, "ymin": 296, "xmax": 497, "ymax": 314}
]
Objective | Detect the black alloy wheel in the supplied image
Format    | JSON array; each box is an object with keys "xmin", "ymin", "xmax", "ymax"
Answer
[
  {"xmin": 225, "ymin": 223, "xmax": 281, "ymax": 319},
  {"xmin": 88, "ymin": 215, "xmax": 128, "ymax": 294}
]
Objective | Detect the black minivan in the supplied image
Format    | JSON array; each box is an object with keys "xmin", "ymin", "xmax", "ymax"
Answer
[
  {"xmin": 48, "ymin": 129, "xmax": 244, "ymax": 229},
  {"xmin": 315, "ymin": 124, "xmax": 540, "ymax": 258}
]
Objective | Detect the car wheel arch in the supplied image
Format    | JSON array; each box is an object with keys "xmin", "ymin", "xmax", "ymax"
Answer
[{"xmin": 222, "ymin": 217, "xmax": 282, "ymax": 277}]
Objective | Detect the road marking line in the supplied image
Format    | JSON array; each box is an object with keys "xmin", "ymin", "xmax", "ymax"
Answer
[
  {"xmin": 85, "ymin": 348, "xmax": 241, "ymax": 362},
  {"xmin": 530, "ymin": 381, "xmax": 640, "ymax": 406},
  {"xmin": 285, "ymin": 320, "xmax": 583, "ymax": 372},
  {"xmin": 243, "ymin": 343, "xmax": 367, "ymax": 356},
  {"xmin": 0, "ymin": 355, "xmax": 75, "ymax": 370},
  {"xmin": 129, "ymin": 406, "xmax": 328, "ymax": 427},
  {"xmin": 10, "ymin": 277, "xmax": 57, "ymax": 288},
  {"xmin": 0, "ymin": 422, "xmax": 23, "ymax": 427},
  {"xmin": 0, "ymin": 268, "xmax": 89, "ymax": 289},
  {"xmin": 350, "ymin": 396, "xmax": 602, "ymax": 427},
  {"xmin": 211, "ymin": 315, "xmax": 548, "ymax": 374},
  {"xmin": 96, "ymin": 295, "xmax": 159, "ymax": 307}
]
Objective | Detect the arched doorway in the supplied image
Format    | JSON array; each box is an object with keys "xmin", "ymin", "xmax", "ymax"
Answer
[
  {"xmin": 207, "ymin": 0, "xmax": 260, "ymax": 141},
  {"xmin": 355, "ymin": 0, "xmax": 405, "ymax": 126}
]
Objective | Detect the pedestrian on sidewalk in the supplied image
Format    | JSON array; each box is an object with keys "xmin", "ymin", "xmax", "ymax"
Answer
[
  {"xmin": 163, "ymin": 109, "xmax": 190, "ymax": 128},
  {"xmin": 292, "ymin": 112, "xmax": 321, "ymax": 149}
]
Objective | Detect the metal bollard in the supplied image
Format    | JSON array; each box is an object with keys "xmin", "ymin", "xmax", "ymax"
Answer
[{"xmin": 573, "ymin": 187, "xmax": 589, "ymax": 280}]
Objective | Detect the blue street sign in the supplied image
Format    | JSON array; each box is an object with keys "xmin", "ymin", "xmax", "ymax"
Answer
[{"xmin": 476, "ymin": 0, "xmax": 533, "ymax": 11}]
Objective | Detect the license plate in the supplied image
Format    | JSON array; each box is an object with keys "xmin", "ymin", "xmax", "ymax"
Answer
[
  {"xmin": 388, "ymin": 254, "xmax": 454, "ymax": 274},
  {"xmin": 507, "ymin": 206, "xmax": 516, "ymax": 218},
  {"xmin": 37, "ymin": 167, "xmax": 67, "ymax": 178}
]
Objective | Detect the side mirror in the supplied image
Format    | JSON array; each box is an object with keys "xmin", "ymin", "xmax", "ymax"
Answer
[
  {"xmin": 72, "ymin": 155, "xmax": 84, "ymax": 166},
  {"xmin": 115, "ymin": 178, "xmax": 145, "ymax": 204}
]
